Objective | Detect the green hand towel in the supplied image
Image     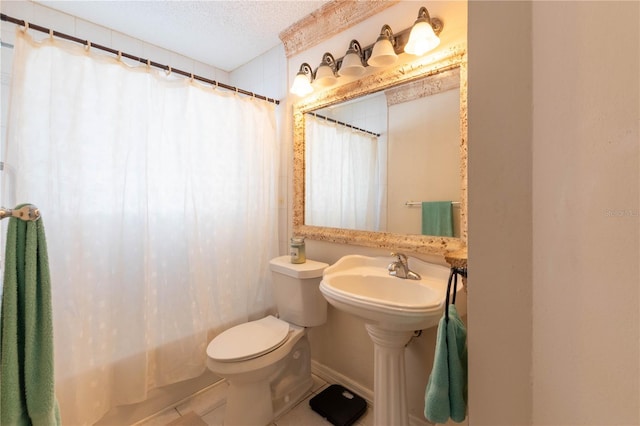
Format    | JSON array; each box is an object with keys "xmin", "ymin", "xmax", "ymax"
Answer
[
  {"xmin": 421, "ymin": 201, "xmax": 454, "ymax": 237},
  {"xmin": 424, "ymin": 314, "xmax": 450, "ymax": 424},
  {"xmin": 447, "ymin": 305, "xmax": 468, "ymax": 422},
  {"xmin": 424, "ymin": 305, "xmax": 468, "ymax": 424},
  {"xmin": 1, "ymin": 209, "xmax": 61, "ymax": 425}
]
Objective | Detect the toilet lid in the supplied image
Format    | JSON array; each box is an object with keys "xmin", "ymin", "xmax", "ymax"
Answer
[{"xmin": 207, "ymin": 315, "xmax": 290, "ymax": 362}]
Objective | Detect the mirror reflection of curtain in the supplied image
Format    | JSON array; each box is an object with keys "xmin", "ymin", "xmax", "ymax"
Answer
[
  {"xmin": 305, "ymin": 115, "xmax": 382, "ymax": 231},
  {"xmin": 2, "ymin": 31, "xmax": 278, "ymax": 425}
]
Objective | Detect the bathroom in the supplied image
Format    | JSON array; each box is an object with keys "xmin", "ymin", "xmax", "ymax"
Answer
[{"xmin": 1, "ymin": 1, "xmax": 638, "ymax": 426}]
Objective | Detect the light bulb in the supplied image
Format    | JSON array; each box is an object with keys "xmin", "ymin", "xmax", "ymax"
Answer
[
  {"xmin": 290, "ymin": 72, "xmax": 313, "ymax": 96},
  {"xmin": 405, "ymin": 20, "xmax": 440, "ymax": 56}
]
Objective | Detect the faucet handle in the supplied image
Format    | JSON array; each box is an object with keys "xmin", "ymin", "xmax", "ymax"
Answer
[{"xmin": 390, "ymin": 252, "xmax": 408, "ymax": 264}]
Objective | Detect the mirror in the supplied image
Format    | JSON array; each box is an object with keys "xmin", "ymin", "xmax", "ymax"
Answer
[
  {"xmin": 293, "ymin": 47, "xmax": 467, "ymax": 255},
  {"xmin": 305, "ymin": 71, "xmax": 461, "ymax": 236}
]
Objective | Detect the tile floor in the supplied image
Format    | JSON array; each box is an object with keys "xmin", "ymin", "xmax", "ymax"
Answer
[{"xmin": 137, "ymin": 374, "xmax": 373, "ymax": 426}]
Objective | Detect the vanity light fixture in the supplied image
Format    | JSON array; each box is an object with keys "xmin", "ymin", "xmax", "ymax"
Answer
[
  {"xmin": 313, "ymin": 52, "xmax": 338, "ymax": 88},
  {"xmin": 338, "ymin": 40, "xmax": 366, "ymax": 77},
  {"xmin": 289, "ymin": 5, "xmax": 444, "ymax": 96},
  {"xmin": 290, "ymin": 63, "xmax": 314, "ymax": 96},
  {"xmin": 404, "ymin": 6, "xmax": 443, "ymax": 56},
  {"xmin": 367, "ymin": 24, "xmax": 398, "ymax": 68}
]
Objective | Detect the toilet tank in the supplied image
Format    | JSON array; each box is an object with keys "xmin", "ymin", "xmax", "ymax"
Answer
[{"xmin": 269, "ymin": 256, "xmax": 329, "ymax": 327}]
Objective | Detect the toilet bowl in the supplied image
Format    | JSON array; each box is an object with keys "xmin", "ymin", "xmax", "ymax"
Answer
[{"xmin": 206, "ymin": 256, "xmax": 328, "ymax": 426}]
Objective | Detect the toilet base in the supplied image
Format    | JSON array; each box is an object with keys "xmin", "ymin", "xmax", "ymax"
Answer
[
  {"xmin": 224, "ymin": 373, "xmax": 313, "ymax": 426},
  {"xmin": 214, "ymin": 333, "xmax": 313, "ymax": 426},
  {"xmin": 225, "ymin": 378, "xmax": 273, "ymax": 425},
  {"xmin": 272, "ymin": 373, "xmax": 313, "ymax": 420}
]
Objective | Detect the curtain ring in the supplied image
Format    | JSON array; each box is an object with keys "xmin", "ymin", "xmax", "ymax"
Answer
[
  {"xmin": 49, "ymin": 28, "xmax": 54, "ymax": 39},
  {"xmin": 21, "ymin": 21, "xmax": 29, "ymax": 33},
  {"xmin": 189, "ymin": 73, "xmax": 194, "ymax": 83},
  {"xmin": 85, "ymin": 40, "xmax": 91, "ymax": 52},
  {"xmin": 117, "ymin": 51, "xmax": 122, "ymax": 61},
  {"xmin": 146, "ymin": 58, "xmax": 151, "ymax": 69},
  {"xmin": 165, "ymin": 65, "xmax": 171, "ymax": 76}
]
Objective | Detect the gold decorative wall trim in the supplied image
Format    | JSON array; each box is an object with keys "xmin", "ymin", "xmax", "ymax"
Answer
[
  {"xmin": 459, "ymin": 59, "xmax": 468, "ymax": 243},
  {"xmin": 385, "ymin": 67, "xmax": 460, "ymax": 106},
  {"xmin": 279, "ymin": 0, "xmax": 398, "ymax": 58}
]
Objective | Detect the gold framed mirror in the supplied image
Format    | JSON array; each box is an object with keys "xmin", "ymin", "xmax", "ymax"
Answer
[{"xmin": 293, "ymin": 46, "xmax": 467, "ymax": 255}]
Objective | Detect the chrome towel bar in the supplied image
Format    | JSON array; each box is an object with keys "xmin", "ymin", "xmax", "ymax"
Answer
[{"xmin": 405, "ymin": 201, "xmax": 460, "ymax": 207}]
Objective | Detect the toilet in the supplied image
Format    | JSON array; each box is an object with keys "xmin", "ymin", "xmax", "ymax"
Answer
[{"xmin": 206, "ymin": 255, "xmax": 329, "ymax": 426}]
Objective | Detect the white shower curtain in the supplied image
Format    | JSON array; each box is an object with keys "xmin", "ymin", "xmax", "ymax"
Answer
[
  {"xmin": 305, "ymin": 115, "xmax": 382, "ymax": 231},
  {"xmin": 2, "ymin": 31, "xmax": 278, "ymax": 425}
]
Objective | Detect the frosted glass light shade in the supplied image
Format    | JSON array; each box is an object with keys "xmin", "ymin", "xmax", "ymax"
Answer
[
  {"xmin": 367, "ymin": 38, "xmax": 397, "ymax": 68},
  {"xmin": 290, "ymin": 72, "xmax": 313, "ymax": 96},
  {"xmin": 314, "ymin": 64, "xmax": 337, "ymax": 87},
  {"xmin": 404, "ymin": 21, "xmax": 440, "ymax": 56},
  {"xmin": 338, "ymin": 51, "xmax": 366, "ymax": 77}
]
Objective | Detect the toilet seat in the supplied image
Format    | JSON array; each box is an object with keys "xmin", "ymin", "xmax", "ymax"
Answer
[{"xmin": 207, "ymin": 315, "xmax": 290, "ymax": 362}]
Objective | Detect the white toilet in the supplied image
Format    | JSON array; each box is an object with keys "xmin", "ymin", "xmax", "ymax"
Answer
[{"xmin": 206, "ymin": 255, "xmax": 329, "ymax": 426}]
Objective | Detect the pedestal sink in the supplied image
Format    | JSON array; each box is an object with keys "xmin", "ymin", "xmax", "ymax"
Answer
[{"xmin": 319, "ymin": 254, "xmax": 464, "ymax": 426}]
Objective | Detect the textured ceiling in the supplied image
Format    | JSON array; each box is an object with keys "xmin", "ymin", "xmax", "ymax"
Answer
[{"xmin": 36, "ymin": 0, "xmax": 329, "ymax": 72}]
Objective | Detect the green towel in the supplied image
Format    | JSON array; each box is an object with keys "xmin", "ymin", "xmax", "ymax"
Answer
[
  {"xmin": 1, "ymin": 209, "xmax": 61, "ymax": 425},
  {"xmin": 421, "ymin": 201, "xmax": 454, "ymax": 237},
  {"xmin": 424, "ymin": 305, "xmax": 468, "ymax": 424},
  {"xmin": 447, "ymin": 304, "xmax": 468, "ymax": 422},
  {"xmin": 424, "ymin": 313, "xmax": 450, "ymax": 423}
]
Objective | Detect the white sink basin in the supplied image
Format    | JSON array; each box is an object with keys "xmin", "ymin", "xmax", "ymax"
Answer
[{"xmin": 320, "ymin": 254, "xmax": 459, "ymax": 331}]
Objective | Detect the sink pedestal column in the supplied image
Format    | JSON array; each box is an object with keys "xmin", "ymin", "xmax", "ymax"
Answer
[{"xmin": 365, "ymin": 324, "xmax": 414, "ymax": 426}]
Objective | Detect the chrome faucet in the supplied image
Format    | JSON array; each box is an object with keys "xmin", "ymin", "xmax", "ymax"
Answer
[{"xmin": 387, "ymin": 252, "xmax": 421, "ymax": 280}]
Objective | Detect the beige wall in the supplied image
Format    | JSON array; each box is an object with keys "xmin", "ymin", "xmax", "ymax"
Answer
[
  {"xmin": 467, "ymin": 1, "xmax": 534, "ymax": 424},
  {"xmin": 531, "ymin": 2, "xmax": 639, "ymax": 424},
  {"xmin": 388, "ymin": 88, "xmax": 462, "ymax": 236},
  {"xmin": 468, "ymin": 1, "xmax": 640, "ymax": 425}
]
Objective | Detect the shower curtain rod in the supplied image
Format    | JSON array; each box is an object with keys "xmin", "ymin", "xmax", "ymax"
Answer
[
  {"xmin": 306, "ymin": 112, "xmax": 381, "ymax": 137},
  {"xmin": 0, "ymin": 13, "xmax": 280, "ymax": 105}
]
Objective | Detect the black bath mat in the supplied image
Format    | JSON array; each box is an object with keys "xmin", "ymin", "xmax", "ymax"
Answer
[{"xmin": 309, "ymin": 384, "xmax": 367, "ymax": 426}]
